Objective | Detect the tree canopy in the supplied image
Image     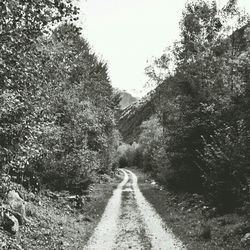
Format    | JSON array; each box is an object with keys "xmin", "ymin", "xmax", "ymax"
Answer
[
  {"xmin": 0, "ymin": 0, "xmax": 121, "ymax": 194},
  {"xmin": 119, "ymin": 0, "xmax": 250, "ymax": 212}
]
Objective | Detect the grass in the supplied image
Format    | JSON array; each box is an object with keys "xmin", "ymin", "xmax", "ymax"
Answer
[
  {"xmin": 133, "ymin": 168, "xmax": 249, "ymax": 250},
  {"xmin": 0, "ymin": 173, "xmax": 122, "ymax": 250}
]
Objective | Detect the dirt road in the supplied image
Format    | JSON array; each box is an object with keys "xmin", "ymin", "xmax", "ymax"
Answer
[{"xmin": 84, "ymin": 169, "xmax": 186, "ymax": 250}]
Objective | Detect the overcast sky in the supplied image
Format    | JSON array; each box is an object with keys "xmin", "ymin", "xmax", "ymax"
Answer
[{"xmin": 78, "ymin": 0, "xmax": 250, "ymax": 97}]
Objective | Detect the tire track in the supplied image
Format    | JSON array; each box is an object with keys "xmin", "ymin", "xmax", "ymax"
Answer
[
  {"xmin": 113, "ymin": 179, "xmax": 152, "ymax": 250},
  {"xmin": 84, "ymin": 169, "xmax": 128, "ymax": 250},
  {"xmin": 126, "ymin": 169, "xmax": 186, "ymax": 250},
  {"xmin": 85, "ymin": 169, "xmax": 186, "ymax": 249}
]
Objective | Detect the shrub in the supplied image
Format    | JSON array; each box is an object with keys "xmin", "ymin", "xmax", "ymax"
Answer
[{"xmin": 198, "ymin": 121, "xmax": 250, "ymax": 211}]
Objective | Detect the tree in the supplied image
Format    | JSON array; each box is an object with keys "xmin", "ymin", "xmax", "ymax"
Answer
[
  {"xmin": 142, "ymin": 0, "xmax": 250, "ymax": 209},
  {"xmin": 0, "ymin": 2, "xmax": 121, "ymax": 194}
]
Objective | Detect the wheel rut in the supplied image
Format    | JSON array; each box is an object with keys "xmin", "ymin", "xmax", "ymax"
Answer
[
  {"xmin": 85, "ymin": 169, "xmax": 185, "ymax": 250},
  {"xmin": 114, "ymin": 179, "xmax": 151, "ymax": 250}
]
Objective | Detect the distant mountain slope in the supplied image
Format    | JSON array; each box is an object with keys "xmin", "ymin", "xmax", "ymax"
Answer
[
  {"xmin": 118, "ymin": 90, "xmax": 156, "ymax": 143},
  {"xmin": 118, "ymin": 23, "xmax": 250, "ymax": 144},
  {"xmin": 117, "ymin": 90, "xmax": 138, "ymax": 109}
]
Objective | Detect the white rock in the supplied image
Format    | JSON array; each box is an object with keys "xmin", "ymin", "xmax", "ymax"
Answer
[
  {"xmin": 3, "ymin": 212, "xmax": 19, "ymax": 234},
  {"xmin": 241, "ymin": 233, "xmax": 250, "ymax": 247},
  {"xmin": 7, "ymin": 190, "xmax": 30, "ymax": 224}
]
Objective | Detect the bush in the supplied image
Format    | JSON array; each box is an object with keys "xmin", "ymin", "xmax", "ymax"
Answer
[
  {"xmin": 198, "ymin": 121, "xmax": 250, "ymax": 211},
  {"xmin": 0, "ymin": 18, "xmax": 120, "ymax": 193},
  {"xmin": 117, "ymin": 142, "xmax": 140, "ymax": 168}
]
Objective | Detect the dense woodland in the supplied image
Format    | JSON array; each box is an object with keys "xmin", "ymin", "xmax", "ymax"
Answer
[
  {"xmin": 0, "ymin": 0, "xmax": 250, "ymax": 218},
  {"xmin": 0, "ymin": 0, "xmax": 121, "ymax": 195},
  {"xmin": 119, "ymin": 0, "xmax": 250, "ymax": 213}
]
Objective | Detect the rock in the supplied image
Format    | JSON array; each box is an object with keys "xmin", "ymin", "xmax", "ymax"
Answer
[
  {"xmin": 67, "ymin": 195, "xmax": 77, "ymax": 201},
  {"xmin": 151, "ymin": 181, "xmax": 156, "ymax": 185},
  {"xmin": 3, "ymin": 212, "xmax": 19, "ymax": 234},
  {"xmin": 10, "ymin": 210, "xmax": 23, "ymax": 225},
  {"xmin": 7, "ymin": 190, "xmax": 24, "ymax": 208},
  {"xmin": 6, "ymin": 190, "xmax": 29, "ymax": 224},
  {"xmin": 241, "ymin": 233, "xmax": 250, "ymax": 247}
]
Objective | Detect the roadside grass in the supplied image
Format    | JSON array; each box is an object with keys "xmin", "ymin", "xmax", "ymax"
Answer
[
  {"xmin": 0, "ymin": 172, "xmax": 122, "ymax": 250},
  {"xmin": 132, "ymin": 168, "xmax": 248, "ymax": 250}
]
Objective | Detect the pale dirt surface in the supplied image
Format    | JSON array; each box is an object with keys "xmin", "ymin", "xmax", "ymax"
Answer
[
  {"xmin": 84, "ymin": 170, "xmax": 129, "ymax": 250},
  {"xmin": 127, "ymin": 169, "xmax": 186, "ymax": 250},
  {"xmin": 85, "ymin": 169, "xmax": 186, "ymax": 250},
  {"xmin": 113, "ymin": 180, "xmax": 152, "ymax": 250}
]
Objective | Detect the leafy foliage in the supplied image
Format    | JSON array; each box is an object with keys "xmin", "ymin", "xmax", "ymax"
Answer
[
  {"xmin": 0, "ymin": 1, "xmax": 121, "ymax": 194},
  {"xmin": 135, "ymin": 0, "xmax": 250, "ymax": 211},
  {"xmin": 198, "ymin": 121, "xmax": 250, "ymax": 210}
]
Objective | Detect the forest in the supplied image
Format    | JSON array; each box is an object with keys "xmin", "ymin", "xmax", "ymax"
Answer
[
  {"xmin": 0, "ymin": 0, "xmax": 249, "ymax": 220},
  {"xmin": 0, "ymin": 0, "xmax": 121, "ymax": 196},
  {"xmin": 119, "ymin": 0, "xmax": 250, "ymax": 214}
]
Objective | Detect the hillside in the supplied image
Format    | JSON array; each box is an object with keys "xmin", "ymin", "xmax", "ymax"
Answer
[
  {"xmin": 116, "ymin": 89, "xmax": 139, "ymax": 109},
  {"xmin": 117, "ymin": 78, "xmax": 171, "ymax": 144},
  {"xmin": 118, "ymin": 90, "xmax": 156, "ymax": 143},
  {"xmin": 118, "ymin": 22, "xmax": 250, "ymax": 144}
]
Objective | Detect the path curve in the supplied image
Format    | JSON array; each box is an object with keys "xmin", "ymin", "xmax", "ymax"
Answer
[
  {"xmin": 85, "ymin": 169, "xmax": 186, "ymax": 250},
  {"xmin": 84, "ymin": 169, "xmax": 128, "ymax": 250}
]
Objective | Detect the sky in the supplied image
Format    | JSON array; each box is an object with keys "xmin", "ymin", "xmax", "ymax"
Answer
[{"xmin": 77, "ymin": 0, "xmax": 250, "ymax": 97}]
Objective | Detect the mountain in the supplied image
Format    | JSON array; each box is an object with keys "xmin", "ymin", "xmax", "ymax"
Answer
[
  {"xmin": 118, "ymin": 23, "xmax": 250, "ymax": 144},
  {"xmin": 117, "ymin": 89, "xmax": 139, "ymax": 109},
  {"xmin": 118, "ymin": 89, "xmax": 156, "ymax": 143}
]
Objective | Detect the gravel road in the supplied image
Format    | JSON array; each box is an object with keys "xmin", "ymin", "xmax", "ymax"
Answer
[{"xmin": 84, "ymin": 169, "xmax": 186, "ymax": 250}]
